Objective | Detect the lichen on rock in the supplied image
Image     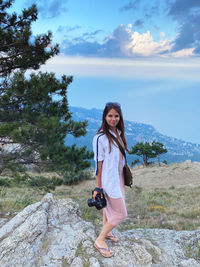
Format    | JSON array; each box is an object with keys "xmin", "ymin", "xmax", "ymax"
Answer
[{"xmin": 0, "ymin": 193, "xmax": 200, "ymax": 267}]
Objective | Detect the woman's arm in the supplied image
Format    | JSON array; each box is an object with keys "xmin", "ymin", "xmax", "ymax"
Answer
[{"xmin": 93, "ymin": 161, "xmax": 103, "ymax": 200}]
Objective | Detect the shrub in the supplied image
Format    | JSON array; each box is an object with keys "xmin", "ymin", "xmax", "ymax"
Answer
[
  {"xmin": 63, "ymin": 170, "xmax": 93, "ymax": 185},
  {"xmin": 51, "ymin": 177, "xmax": 63, "ymax": 186},
  {"xmin": 26, "ymin": 176, "xmax": 56, "ymax": 191},
  {"xmin": 12, "ymin": 173, "xmax": 29, "ymax": 184},
  {"xmin": 0, "ymin": 178, "xmax": 11, "ymax": 187}
]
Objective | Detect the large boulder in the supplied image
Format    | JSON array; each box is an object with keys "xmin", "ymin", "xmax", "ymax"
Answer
[{"xmin": 0, "ymin": 193, "xmax": 199, "ymax": 267}]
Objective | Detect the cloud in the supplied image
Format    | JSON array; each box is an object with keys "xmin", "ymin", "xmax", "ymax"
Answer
[
  {"xmin": 171, "ymin": 48, "xmax": 194, "ymax": 57},
  {"xmin": 61, "ymin": 41, "xmax": 102, "ymax": 56},
  {"xmin": 120, "ymin": 0, "xmax": 161, "ymax": 20},
  {"xmin": 82, "ymin": 30, "xmax": 103, "ymax": 40},
  {"xmin": 25, "ymin": 0, "xmax": 68, "ymax": 18},
  {"xmin": 168, "ymin": 0, "xmax": 200, "ymax": 53},
  {"xmin": 143, "ymin": 2, "xmax": 161, "ymax": 19},
  {"xmin": 120, "ymin": 0, "xmax": 141, "ymax": 12},
  {"xmin": 60, "ymin": 29, "xmax": 103, "ymax": 55},
  {"xmin": 56, "ymin": 26, "xmax": 81, "ymax": 34},
  {"xmin": 106, "ymin": 25, "xmax": 171, "ymax": 57},
  {"xmin": 61, "ymin": 24, "xmax": 171, "ymax": 58},
  {"xmin": 40, "ymin": 55, "xmax": 200, "ymax": 81},
  {"xmin": 168, "ymin": 0, "xmax": 200, "ymax": 20},
  {"xmin": 134, "ymin": 19, "xmax": 144, "ymax": 27}
]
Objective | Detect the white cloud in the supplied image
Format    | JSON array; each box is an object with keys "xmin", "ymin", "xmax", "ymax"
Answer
[
  {"xmin": 62, "ymin": 24, "xmax": 199, "ymax": 59},
  {"xmin": 40, "ymin": 54, "xmax": 200, "ymax": 80},
  {"xmin": 124, "ymin": 29, "xmax": 171, "ymax": 56},
  {"xmin": 171, "ymin": 48, "xmax": 194, "ymax": 57},
  {"xmin": 62, "ymin": 24, "xmax": 172, "ymax": 58},
  {"xmin": 160, "ymin": 32, "xmax": 165, "ymax": 39}
]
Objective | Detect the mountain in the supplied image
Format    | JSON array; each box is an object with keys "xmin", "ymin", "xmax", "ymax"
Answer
[{"xmin": 65, "ymin": 106, "xmax": 200, "ymax": 165}]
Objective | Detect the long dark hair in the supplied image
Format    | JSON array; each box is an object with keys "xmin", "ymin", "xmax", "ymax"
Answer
[{"xmin": 97, "ymin": 103, "xmax": 128, "ymax": 152}]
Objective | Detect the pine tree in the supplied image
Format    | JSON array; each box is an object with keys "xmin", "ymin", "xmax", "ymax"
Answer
[
  {"xmin": 130, "ymin": 142, "xmax": 156, "ymax": 166},
  {"xmin": 0, "ymin": 71, "xmax": 93, "ymax": 174},
  {"xmin": 152, "ymin": 141, "xmax": 167, "ymax": 166},
  {"xmin": 0, "ymin": 0, "xmax": 93, "ymax": 176},
  {"xmin": 0, "ymin": 0, "xmax": 59, "ymax": 77}
]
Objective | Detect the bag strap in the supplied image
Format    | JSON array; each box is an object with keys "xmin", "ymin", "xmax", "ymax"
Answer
[{"xmin": 110, "ymin": 133, "xmax": 127, "ymax": 163}]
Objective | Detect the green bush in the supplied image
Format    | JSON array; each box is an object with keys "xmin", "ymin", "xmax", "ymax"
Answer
[
  {"xmin": 63, "ymin": 170, "xmax": 92, "ymax": 185},
  {"xmin": 0, "ymin": 178, "xmax": 11, "ymax": 187},
  {"xmin": 51, "ymin": 177, "xmax": 63, "ymax": 186},
  {"xmin": 26, "ymin": 176, "xmax": 56, "ymax": 191},
  {"xmin": 12, "ymin": 173, "xmax": 29, "ymax": 184}
]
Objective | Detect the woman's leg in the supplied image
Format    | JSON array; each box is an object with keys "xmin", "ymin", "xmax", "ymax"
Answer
[
  {"xmin": 95, "ymin": 221, "xmax": 115, "ymax": 253},
  {"xmin": 103, "ymin": 209, "xmax": 118, "ymax": 240},
  {"xmin": 103, "ymin": 209, "xmax": 107, "ymax": 226},
  {"xmin": 95, "ymin": 196, "xmax": 126, "ymax": 255}
]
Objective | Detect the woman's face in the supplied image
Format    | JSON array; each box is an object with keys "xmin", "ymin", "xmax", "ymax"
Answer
[{"xmin": 105, "ymin": 108, "xmax": 120, "ymax": 129}]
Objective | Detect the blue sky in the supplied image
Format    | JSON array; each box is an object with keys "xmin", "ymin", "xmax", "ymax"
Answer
[{"xmin": 11, "ymin": 0, "xmax": 200, "ymax": 144}]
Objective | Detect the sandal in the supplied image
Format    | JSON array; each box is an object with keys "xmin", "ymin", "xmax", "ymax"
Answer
[
  {"xmin": 106, "ymin": 234, "xmax": 119, "ymax": 242},
  {"xmin": 94, "ymin": 243, "xmax": 114, "ymax": 258}
]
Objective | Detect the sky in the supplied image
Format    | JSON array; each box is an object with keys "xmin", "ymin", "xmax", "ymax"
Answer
[{"xmin": 11, "ymin": 0, "xmax": 200, "ymax": 144}]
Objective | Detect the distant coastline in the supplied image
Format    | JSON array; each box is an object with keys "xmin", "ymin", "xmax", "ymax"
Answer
[{"xmin": 65, "ymin": 106, "xmax": 200, "ymax": 165}]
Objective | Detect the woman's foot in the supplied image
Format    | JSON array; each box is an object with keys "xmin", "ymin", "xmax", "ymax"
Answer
[
  {"xmin": 94, "ymin": 239, "xmax": 114, "ymax": 257},
  {"xmin": 106, "ymin": 232, "xmax": 119, "ymax": 242}
]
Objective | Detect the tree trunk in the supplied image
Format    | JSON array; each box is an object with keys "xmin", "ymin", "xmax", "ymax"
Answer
[
  {"xmin": 158, "ymin": 154, "xmax": 160, "ymax": 166},
  {"xmin": 143, "ymin": 154, "xmax": 147, "ymax": 166},
  {"xmin": 0, "ymin": 165, "xmax": 5, "ymax": 175}
]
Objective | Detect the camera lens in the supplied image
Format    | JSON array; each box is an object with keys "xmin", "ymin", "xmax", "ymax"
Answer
[
  {"xmin": 87, "ymin": 192, "xmax": 106, "ymax": 210},
  {"xmin": 87, "ymin": 198, "xmax": 95, "ymax": 207}
]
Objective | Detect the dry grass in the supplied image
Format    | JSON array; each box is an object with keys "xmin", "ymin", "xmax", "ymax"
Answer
[
  {"xmin": 1, "ymin": 162, "xmax": 200, "ymax": 231},
  {"xmin": 53, "ymin": 183, "xmax": 200, "ymax": 231},
  {"xmin": 123, "ymin": 185, "xmax": 200, "ymax": 231}
]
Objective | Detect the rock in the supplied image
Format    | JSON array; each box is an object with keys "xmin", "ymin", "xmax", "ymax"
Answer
[
  {"xmin": 70, "ymin": 256, "xmax": 83, "ymax": 267},
  {"xmin": 89, "ymin": 257, "xmax": 101, "ymax": 267},
  {"xmin": 179, "ymin": 258, "xmax": 200, "ymax": 267},
  {"xmin": 0, "ymin": 193, "xmax": 200, "ymax": 267},
  {"xmin": 0, "ymin": 218, "xmax": 8, "ymax": 228}
]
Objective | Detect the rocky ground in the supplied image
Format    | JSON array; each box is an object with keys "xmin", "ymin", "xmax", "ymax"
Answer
[
  {"xmin": 0, "ymin": 193, "xmax": 200, "ymax": 267},
  {"xmin": 0, "ymin": 160, "xmax": 200, "ymax": 266}
]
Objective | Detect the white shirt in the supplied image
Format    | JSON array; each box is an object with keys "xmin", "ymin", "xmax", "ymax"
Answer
[{"xmin": 92, "ymin": 130, "xmax": 125, "ymax": 198}]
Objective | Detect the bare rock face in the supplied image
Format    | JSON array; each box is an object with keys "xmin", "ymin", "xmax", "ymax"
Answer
[{"xmin": 0, "ymin": 194, "xmax": 200, "ymax": 267}]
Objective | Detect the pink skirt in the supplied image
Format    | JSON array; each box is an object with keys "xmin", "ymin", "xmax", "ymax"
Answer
[{"xmin": 104, "ymin": 150, "xmax": 127, "ymax": 226}]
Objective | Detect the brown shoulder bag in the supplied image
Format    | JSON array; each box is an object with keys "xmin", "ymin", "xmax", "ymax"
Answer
[{"xmin": 110, "ymin": 134, "xmax": 133, "ymax": 188}]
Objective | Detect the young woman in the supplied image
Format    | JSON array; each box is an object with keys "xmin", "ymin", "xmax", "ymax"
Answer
[{"xmin": 92, "ymin": 102, "xmax": 129, "ymax": 257}]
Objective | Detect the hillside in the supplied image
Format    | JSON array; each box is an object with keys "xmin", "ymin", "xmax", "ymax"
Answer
[
  {"xmin": 1, "ymin": 161, "xmax": 200, "ymax": 266},
  {"xmin": 76, "ymin": 160, "xmax": 200, "ymax": 190},
  {"xmin": 1, "ymin": 193, "xmax": 200, "ymax": 266},
  {"xmin": 65, "ymin": 106, "xmax": 200, "ymax": 164}
]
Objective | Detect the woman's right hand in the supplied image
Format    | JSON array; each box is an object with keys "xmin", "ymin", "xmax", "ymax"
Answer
[
  {"xmin": 93, "ymin": 190, "xmax": 99, "ymax": 200},
  {"xmin": 93, "ymin": 187, "xmax": 103, "ymax": 200}
]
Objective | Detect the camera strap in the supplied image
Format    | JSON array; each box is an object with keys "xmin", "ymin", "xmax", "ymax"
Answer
[
  {"xmin": 96, "ymin": 133, "xmax": 104, "ymax": 175},
  {"xmin": 93, "ymin": 187, "xmax": 103, "ymax": 194}
]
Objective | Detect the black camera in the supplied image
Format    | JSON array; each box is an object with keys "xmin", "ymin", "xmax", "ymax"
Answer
[{"xmin": 87, "ymin": 188, "xmax": 107, "ymax": 210}]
